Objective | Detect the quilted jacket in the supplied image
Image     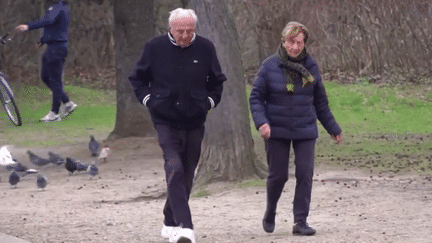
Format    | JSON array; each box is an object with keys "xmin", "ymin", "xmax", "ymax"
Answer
[{"xmin": 249, "ymin": 53, "xmax": 342, "ymax": 139}]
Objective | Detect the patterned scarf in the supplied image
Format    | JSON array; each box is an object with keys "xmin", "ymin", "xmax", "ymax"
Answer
[{"xmin": 277, "ymin": 44, "xmax": 314, "ymax": 94}]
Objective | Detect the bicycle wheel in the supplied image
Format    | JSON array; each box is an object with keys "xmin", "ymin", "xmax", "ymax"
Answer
[{"xmin": 0, "ymin": 73, "xmax": 22, "ymax": 126}]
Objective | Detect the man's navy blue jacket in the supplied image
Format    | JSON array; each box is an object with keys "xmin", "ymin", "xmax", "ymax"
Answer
[
  {"xmin": 249, "ymin": 53, "xmax": 341, "ymax": 140},
  {"xmin": 27, "ymin": 0, "xmax": 69, "ymax": 44},
  {"xmin": 129, "ymin": 34, "xmax": 227, "ymax": 130}
]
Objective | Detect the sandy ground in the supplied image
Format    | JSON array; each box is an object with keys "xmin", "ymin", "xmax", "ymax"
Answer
[{"xmin": 1, "ymin": 136, "xmax": 432, "ymax": 243}]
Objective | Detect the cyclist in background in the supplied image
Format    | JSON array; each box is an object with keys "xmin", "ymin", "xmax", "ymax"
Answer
[{"xmin": 16, "ymin": 0, "xmax": 76, "ymax": 122}]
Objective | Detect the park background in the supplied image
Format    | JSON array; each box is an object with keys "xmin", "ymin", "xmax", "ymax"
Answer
[
  {"xmin": 0, "ymin": 0, "xmax": 431, "ymax": 184},
  {"xmin": 0, "ymin": 0, "xmax": 432, "ymax": 242},
  {"xmin": 1, "ymin": 0, "xmax": 431, "ymax": 184}
]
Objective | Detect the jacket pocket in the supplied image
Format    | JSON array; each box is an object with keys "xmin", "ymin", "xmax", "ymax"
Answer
[
  {"xmin": 191, "ymin": 91, "xmax": 210, "ymax": 111},
  {"xmin": 176, "ymin": 91, "xmax": 209, "ymax": 120},
  {"xmin": 148, "ymin": 89, "xmax": 172, "ymax": 119}
]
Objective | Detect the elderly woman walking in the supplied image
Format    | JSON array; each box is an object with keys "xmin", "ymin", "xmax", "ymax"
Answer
[{"xmin": 249, "ymin": 21, "xmax": 342, "ymax": 236}]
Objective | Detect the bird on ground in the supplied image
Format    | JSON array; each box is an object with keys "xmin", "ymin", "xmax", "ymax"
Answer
[
  {"xmin": 89, "ymin": 135, "xmax": 100, "ymax": 157},
  {"xmin": 16, "ymin": 169, "xmax": 38, "ymax": 178},
  {"xmin": 1, "ymin": 157, "xmax": 17, "ymax": 169},
  {"xmin": 0, "ymin": 145, "xmax": 15, "ymax": 167},
  {"xmin": 5, "ymin": 160, "xmax": 24, "ymax": 171},
  {"xmin": 0, "ymin": 145, "xmax": 13, "ymax": 156},
  {"xmin": 65, "ymin": 157, "xmax": 77, "ymax": 175},
  {"xmin": 27, "ymin": 150, "xmax": 51, "ymax": 167},
  {"xmin": 75, "ymin": 161, "xmax": 88, "ymax": 172},
  {"xmin": 86, "ymin": 162, "xmax": 99, "ymax": 179},
  {"xmin": 98, "ymin": 145, "xmax": 110, "ymax": 163},
  {"xmin": 6, "ymin": 160, "xmax": 38, "ymax": 177},
  {"xmin": 65, "ymin": 157, "xmax": 88, "ymax": 175},
  {"xmin": 36, "ymin": 173, "xmax": 48, "ymax": 190},
  {"xmin": 9, "ymin": 171, "xmax": 20, "ymax": 188},
  {"xmin": 48, "ymin": 151, "xmax": 65, "ymax": 165}
]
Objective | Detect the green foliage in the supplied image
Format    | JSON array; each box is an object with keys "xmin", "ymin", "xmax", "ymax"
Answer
[
  {"xmin": 193, "ymin": 189, "xmax": 211, "ymax": 197},
  {"xmin": 245, "ymin": 84, "xmax": 259, "ymax": 137},
  {"xmin": 247, "ymin": 81, "xmax": 432, "ymax": 175},
  {"xmin": 238, "ymin": 179, "xmax": 266, "ymax": 188},
  {"xmin": 319, "ymin": 82, "xmax": 432, "ymax": 175},
  {"xmin": 325, "ymin": 82, "xmax": 432, "ymax": 134},
  {"xmin": 2, "ymin": 81, "xmax": 432, "ymax": 175},
  {"xmin": 0, "ymin": 85, "xmax": 116, "ymax": 147}
]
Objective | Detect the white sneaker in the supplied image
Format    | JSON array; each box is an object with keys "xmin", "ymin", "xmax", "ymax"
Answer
[
  {"xmin": 62, "ymin": 101, "xmax": 77, "ymax": 118},
  {"xmin": 39, "ymin": 111, "xmax": 61, "ymax": 123},
  {"xmin": 161, "ymin": 224, "xmax": 179, "ymax": 239},
  {"xmin": 169, "ymin": 228, "xmax": 196, "ymax": 243}
]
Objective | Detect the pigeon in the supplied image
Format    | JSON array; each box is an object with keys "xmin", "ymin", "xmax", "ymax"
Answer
[
  {"xmin": 9, "ymin": 171, "xmax": 20, "ymax": 188},
  {"xmin": 65, "ymin": 157, "xmax": 77, "ymax": 175},
  {"xmin": 75, "ymin": 161, "xmax": 89, "ymax": 172},
  {"xmin": 48, "ymin": 151, "xmax": 65, "ymax": 165},
  {"xmin": 27, "ymin": 150, "xmax": 51, "ymax": 167},
  {"xmin": 65, "ymin": 157, "xmax": 88, "ymax": 175},
  {"xmin": 98, "ymin": 145, "xmax": 110, "ymax": 163},
  {"xmin": 2, "ymin": 158, "xmax": 17, "ymax": 169},
  {"xmin": 0, "ymin": 145, "xmax": 15, "ymax": 167},
  {"xmin": 16, "ymin": 169, "xmax": 38, "ymax": 178},
  {"xmin": 86, "ymin": 162, "xmax": 99, "ymax": 179},
  {"xmin": 5, "ymin": 160, "xmax": 24, "ymax": 171},
  {"xmin": 36, "ymin": 173, "xmax": 48, "ymax": 190},
  {"xmin": 7, "ymin": 160, "xmax": 38, "ymax": 177},
  {"xmin": 0, "ymin": 145, "xmax": 13, "ymax": 155},
  {"xmin": 89, "ymin": 135, "xmax": 100, "ymax": 157}
]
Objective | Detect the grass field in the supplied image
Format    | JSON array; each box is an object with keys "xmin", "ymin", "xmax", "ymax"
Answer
[
  {"xmin": 1, "ymin": 81, "xmax": 431, "ymax": 175},
  {"xmin": 247, "ymin": 81, "xmax": 432, "ymax": 175},
  {"xmin": 0, "ymin": 85, "xmax": 116, "ymax": 146},
  {"xmin": 316, "ymin": 81, "xmax": 432, "ymax": 174}
]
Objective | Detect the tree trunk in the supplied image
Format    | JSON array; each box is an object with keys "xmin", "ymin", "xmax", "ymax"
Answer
[
  {"xmin": 154, "ymin": 0, "xmax": 188, "ymax": 35},
  {"xmin": 108, "ymin": 0, "xmax": 155, "ymax": 139},
  {"xmin": 187, "ymin": 0, "xmax": 267, "ymax": 186}
]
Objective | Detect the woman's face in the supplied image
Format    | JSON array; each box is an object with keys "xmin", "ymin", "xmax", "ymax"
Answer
[{"xmin": 282, "ymin": 32, "xmax": 305, "ymax": 58}]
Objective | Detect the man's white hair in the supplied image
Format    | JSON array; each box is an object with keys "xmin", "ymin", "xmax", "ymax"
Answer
[{"xmin": 168, "ymin": 8, "xmax": 198, "ymax": 27}]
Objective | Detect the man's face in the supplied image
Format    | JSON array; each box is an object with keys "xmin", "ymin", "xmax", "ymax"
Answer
[
  {"xmin": 282, "ymin": 32, "xmax": 305, "ymax": 58},
  {"xmin": 170, "ymin": 16, "xmax": 195, "ymax": 48}
]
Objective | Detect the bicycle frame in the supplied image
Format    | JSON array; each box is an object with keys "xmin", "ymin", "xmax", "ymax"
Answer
[
  {"xmin": 0, "ymin": 72, "xmax": 15, "ymax": 97},
  {"xmin": 0, "ymin": 33, "xmax": 22, "ymax": 126}
]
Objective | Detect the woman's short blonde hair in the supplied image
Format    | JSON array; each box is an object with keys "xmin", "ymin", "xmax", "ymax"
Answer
[
  {"xmin": 169, "ymin": 8, "xmax": 198, "ymax": 27},
  {"xmin": 281, "ymin": 21, "xmax": 309, "ymax": 44}
]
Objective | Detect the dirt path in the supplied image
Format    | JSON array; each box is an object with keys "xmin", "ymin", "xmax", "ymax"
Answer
[{"xmin": 1, "ymin": 137, "xmax": 431, "ymax": 243}]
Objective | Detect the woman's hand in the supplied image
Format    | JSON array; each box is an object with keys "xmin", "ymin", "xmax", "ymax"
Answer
[
  {"xmin": 331, "ymin": 133, "xmax": 342, "ymax": 144},
  {"xmin": 259, "ymin": 123, "xmax": 271, "ymax": 139}
]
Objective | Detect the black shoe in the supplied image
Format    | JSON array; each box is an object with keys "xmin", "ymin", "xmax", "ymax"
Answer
[
  {"xmin": 262, "ymin": 211, "xmax": 276, "ymax": 233},
  {"xmin": 292, "ymin": 222, "xmax": 316, "ymax": 236}
]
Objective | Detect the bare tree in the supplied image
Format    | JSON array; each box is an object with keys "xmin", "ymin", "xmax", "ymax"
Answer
[
  {"xmin": 186, "ymin": 0, "xmax": 267, "ymax": 186},
  {"xmin": 108, "ymin": 0, "xmax": 155, "ymax": 139},
  {"xmin": 154, "ymin": 0, "xmax": 188, "ymax": 35},
  {"xmin": 0, "ymin": 0, "xmax": 45, "ymax": 85},
  {"xmin": 230, "ymin": 0, "xmax": 432, "ymax": 84},
  {"xmin": 68, "ymin": 0, "xmax": 114, "ymax": 76}
]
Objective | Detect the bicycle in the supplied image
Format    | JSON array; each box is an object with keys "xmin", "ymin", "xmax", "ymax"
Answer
[{"xmin": 0, "ymin": 33, "xmax": 22, "ymax": 126}]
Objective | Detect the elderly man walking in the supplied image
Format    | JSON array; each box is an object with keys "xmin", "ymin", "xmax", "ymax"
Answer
[{"xmin": 129, "ymin": 8, "xmax": 227, "ymax": 243}]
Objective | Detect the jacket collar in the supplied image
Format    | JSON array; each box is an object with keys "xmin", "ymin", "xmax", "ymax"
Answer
[{"xmin": 168, "ymin": 32, "xmax": 196, "ymax": 48}]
